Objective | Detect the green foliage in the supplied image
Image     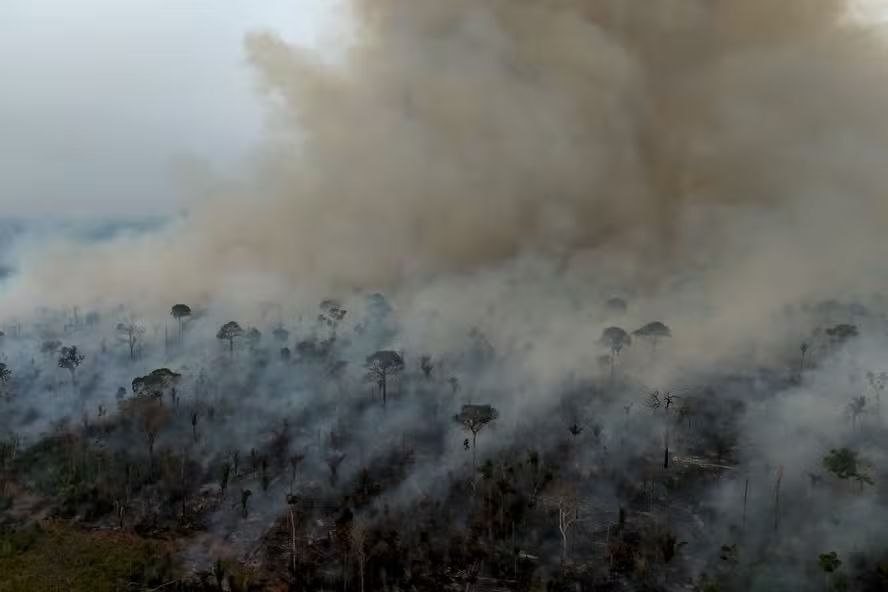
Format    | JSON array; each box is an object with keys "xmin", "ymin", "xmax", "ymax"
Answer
[
  {"xmin": 822, "ymin": 448, "xmax": 873, "ymax": 487},
  {"xmin": 819, "ymin": 551, "xmax": 842, "ymax": 573},
  {"xmin": 0, "ymin": 524, "xmax": 175, "ymax": 592}
]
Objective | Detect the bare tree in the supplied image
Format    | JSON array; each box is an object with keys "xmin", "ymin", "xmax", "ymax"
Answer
[
  {"xmin": 364, "ymin": 350, "xmax": 405, "ymax": 408},
  {"xmin": 543, "ymin": 481, "xmax": 586, "ymax": 563},
  {"xmin": 117, "ymin": 319, "xmax": 146, "ymax": 361},
  {"xmin": 350, "ymin": 519, "xmax": 369, "ymax": 592}
]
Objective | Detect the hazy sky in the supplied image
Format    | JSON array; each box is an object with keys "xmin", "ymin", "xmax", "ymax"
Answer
[{"xmin": 0, "ymin": 0, "xmax": 344, "ymax": 220}]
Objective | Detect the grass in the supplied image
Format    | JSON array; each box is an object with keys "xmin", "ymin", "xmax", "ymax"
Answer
[{"xmin": 0, "ymin": 522, "xmax": 176, "ymax": 592}]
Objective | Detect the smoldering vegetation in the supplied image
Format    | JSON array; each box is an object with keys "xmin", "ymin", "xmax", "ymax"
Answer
[
  {"xmin": 2, "ymin": 0, "xmax": 888, "ymax": 590},
  {"xmin": 2, "ymin": 286, "xmax": 888, "ymax": 591}
]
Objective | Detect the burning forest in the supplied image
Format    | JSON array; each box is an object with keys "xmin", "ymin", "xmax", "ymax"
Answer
[{"xmin": 2, "ymin": 1, "xmax": 888, "ymax": 591}]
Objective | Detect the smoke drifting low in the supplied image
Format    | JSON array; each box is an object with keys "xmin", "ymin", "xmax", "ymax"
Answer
[{"xmin": 4, "ymin": 0, "xmax": 887, "ymax": 333}]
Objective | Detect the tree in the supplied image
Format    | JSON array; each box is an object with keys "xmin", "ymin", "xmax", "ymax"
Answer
[
  {"xmin": 245, "ymin": 327, "xmax": 262, "ymax": 350},
  {"xmin": 799, "ymin": 342, "xmax": 809, "ymax": 379},
  {"xmin": 543, "ymin": 481, "xmax": 586, "ymax": 563},
  {"xmin": 825, "ymin": 324, "xmax": 858, "ymax": 346},
  {"xmin": 320, "ymin": 299, "xmax": 347, "ymax": 329},
  {"xmin": 350, "ymin": 519, "xmax": 369, "ymax": 592},
  {"xmin": 326, "ymin": 452, "xmax": 347, "ymax": 487},
  {"xmin": 454, "ymin": 404, "xmax": 499, "ymax": 478},
  {"xmin": 420, "ymin": 355, "xmax": 434, "ymax": 379},
  {"xmin": 241, "ymin": 489, "xmax": 252, "ymax": 518},
  {"xmin": 600, "ymin": 326, "xmax": 631, "ymax": 382},
  {"xmin": 57, "ymin": 346, "xmax": 85, "ymax": 385},
  {"xmin": 823, "ymin": 448, "xmax": 873, "ymax": 491},
  {"xmin": 0, "ymin": 363, "xmax": 11, "ymax": 400},
  {"xmin": 170, "ymin": 304, "xmax": 192, "ymax": 341},
  {"xmin": 866, "ymin": 371, "xmax": 886, "ymax": 416},
  {"xmin": 632, "ymin": 321, "xmax": 672, "ymax": 353},
  {"xmin": 819, "ymin": 551, "xmax": 842, "ymax": 591},
  {"xmin": 364, "ymin": 350, "xmax": 404, "ymax": 408},
  {"xmin": 116, "ymin": 319, "xmax": 146, "ymax": 361},
  {"xmin": 217, "ymin": 321, "xmax": 244, "ymax": 355},
  {"xmin": 132, "ymin": 368, "xmax": 182, "ymax": 403},
  {"xmin": 847, "ymin": 396, "xmax": 866, "ymax": 430},
  {"xmin": 121, "ymin": 394, "xmax": 172, "ymax": 474}
]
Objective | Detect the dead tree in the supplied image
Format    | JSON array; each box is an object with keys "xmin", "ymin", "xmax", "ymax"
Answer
[{"xmin": 364, "ymin": 350, "xmax": 405, "ymax": 408}]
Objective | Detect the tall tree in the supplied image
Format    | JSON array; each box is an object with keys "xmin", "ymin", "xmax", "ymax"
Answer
[
  {"xmin": 0, "ymin": 363, "xmax": 11, "ymax": 400},
  {"xmin": 543, "ymin": 481, "xmax": 586, "ymax": 564},
  {"xmin": 454, "ymin": 404, "xmax": 499, "ymax": 478},
  {"xmin": 170, "ymin": 304, "xmax": 192, "ymax": 341},
  {"xmin": 117, "ymin": 319, "xmax": 146, "ymax": 361},
  {"xmin": 364, "ymin": 350, "xmax": 404, "ymax": 408},
  {"xmin": 632, "ymin": 321, "xmax": 672, "ymax": 353},
  {"xmin": 217, "ymin": 321, "xmax": 245, "ymax": 355},
  {"xmin": 600, "ymin": 326, "xmax": 631, "ymax": 382}
]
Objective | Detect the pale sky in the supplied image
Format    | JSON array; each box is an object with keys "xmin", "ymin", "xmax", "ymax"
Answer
[{"xmin": 0, "ymin": 0, "xmax": 345, "ymax": 220}]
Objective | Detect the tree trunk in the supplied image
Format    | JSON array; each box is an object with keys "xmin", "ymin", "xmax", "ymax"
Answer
[
  {"xmin": 774, "ymin": 476, "xmax": 782, "ymax": 533},
  {"xmin": 559, "ymin": 511, "xmax": 568, "ymax": 563},
  {"xmin": 289, "ymin": 508, "xmax": 297, "ymax": 576},
  {"xmin": 472, "ymin": 432, "xmax": 478, "ymax": 479},
  {"xmin": 381, "ymin": 375, "xmax": 387, "ymax": 408}
]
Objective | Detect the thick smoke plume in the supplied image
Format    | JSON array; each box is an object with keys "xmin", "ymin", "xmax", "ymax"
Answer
[{"xmin": 5, "ymin": 0, "xmax": 888, "ymax": 346}]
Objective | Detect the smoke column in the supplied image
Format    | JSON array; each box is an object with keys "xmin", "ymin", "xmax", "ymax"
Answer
[{"xmin": 5, "ymin": 0, "xmax": 888, "ymax": 335}]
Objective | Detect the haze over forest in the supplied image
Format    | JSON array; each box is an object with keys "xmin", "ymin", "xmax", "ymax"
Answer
[{"xmin": 2, "ymin": 2, "xmax": 888, "ymax": 591}]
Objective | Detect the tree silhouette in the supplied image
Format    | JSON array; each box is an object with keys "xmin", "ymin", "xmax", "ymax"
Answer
[
  {"xmin": 217, "ymin": 321, "xmax": 244, "ymax": 355},
  {"xmin": 818, "ymin": 551, "xmax": 842, "ymax": 591},
  {"xmin": 117, "ymin": 319, "xmax": 145, "ymax": 361},
  {"xmin": 245, "ymin": 327, "xmax": 262, "ymax": 350},
  {"xmin": 600, "ymin": 326, "xmax": 631, "ymax": 382},
  {"xmin": 847, "ymin": 396, "xmax": 866, "ymax": 431},
  {"xmin": 364, "ymin": 350, "xmax": 404, "ymax": 408},
  {"xmin": 170, "ymin": 304, "xmax": 192, "ymax": 341},
  {"xmin": 454, "ymin": 404, "xmax": 499, "ymax": 478},
  {"xmin": 57, "ymin": 345, "xmax": 85, "ymax": 385},
  {"xmin": 633, "ymin": 321, "xmax": 672, "ymax": 353},
  {"xmin": 543, "ymin": 481, "xmax": 586, "ymax": 563},
  {"xmin": 0, "ymin": 363, "xmax": 11, "ymax": 400},
  {"xmin": 132, "ymin": 368, "xmax": 182, "ymax": 404}
]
